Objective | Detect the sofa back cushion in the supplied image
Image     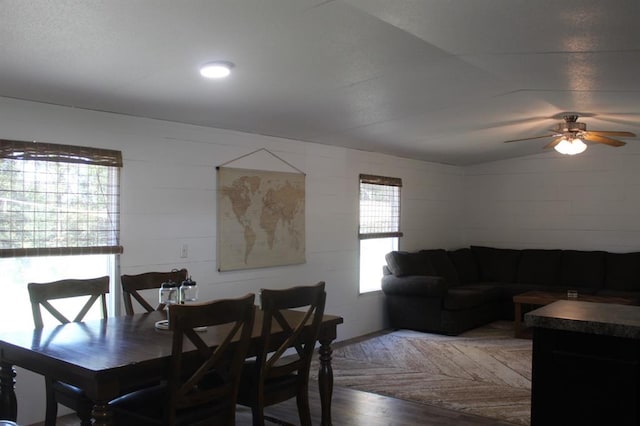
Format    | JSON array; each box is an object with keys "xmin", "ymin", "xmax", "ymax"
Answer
[
  {"xmin": 560, "ymin": 250, "xmax": 606, "ymax": 289},
  {"xmin": 605, "ymin": 252, "xmax": 640, "ymax": 291},
  {"xmin": 420, "ymin": 249, "xmax": 460, "ymax": 286},
  {"xmin": 471, "ymin": 246, "xmax": 521, "ymax": 282},
  {"xmin": 517, "ymin": 249, "xmax": 562, "ymax": 286},
  {"xmin": 385, "ymin": 251, "xmax": 435, "ymax": 277},
  {"xmin": 448, "ymin": 248, "xmax": 479, "ymax": 284}
]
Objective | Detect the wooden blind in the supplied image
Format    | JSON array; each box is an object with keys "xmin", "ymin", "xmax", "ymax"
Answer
[
  {"xmin": 0, "ymin": 139, "xmax": 122, "ymax": 167},
  {"xmin": 359, "ymin": 174, "xmax": 403, "ymax": 239},
  {"xmin": 0, "ymin": 139, "xmax": 123, "ymax": 258}
]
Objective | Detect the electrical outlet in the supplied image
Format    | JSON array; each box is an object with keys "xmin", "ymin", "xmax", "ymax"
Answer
[{"xmin": 180, "ymin": 243, "xmax": 188, "ymax": 258}]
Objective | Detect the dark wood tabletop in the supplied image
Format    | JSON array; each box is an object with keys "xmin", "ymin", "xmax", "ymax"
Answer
[{"xmin": 0, "ymin": 309, "xmax": 343, "ymax": 426}]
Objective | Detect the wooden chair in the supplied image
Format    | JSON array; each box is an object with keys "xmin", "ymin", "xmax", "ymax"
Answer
[
  {"xmin": 27, "ymin": 276, "xmax": 110, "ymax": 426},
  {"xmin": 110, "ymin": 293, "xmax": 256, "ymax": 426},
  {"xmin": 121, "ymin": 269, "xmax": 188, "ymax": 315},
  {"xmin": 237, "ymin": 282, "xmax": 326, "ymax": 426}
]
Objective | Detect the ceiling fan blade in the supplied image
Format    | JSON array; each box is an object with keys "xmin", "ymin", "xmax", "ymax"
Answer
[
  {"xmin": 594, "ymin": 116, "xmax": 640, "ymax": 127},
  {"xmin": 504, "ymin": 134, "xmax": 556, "ymax": 143},
  {"xmin": 543, "ymin": 137, "xmax": 564, "ymax": 149},
  {"xmin": 588, "ymin": 130, "xmax": 636, "ymax": 137},
  {"xmin": 583, "ymin": 134, "xmax": 626, "ymax": 147},
  {"xmin": 476, "ymin": 116, "xmax": 556, "ymax": 131}
]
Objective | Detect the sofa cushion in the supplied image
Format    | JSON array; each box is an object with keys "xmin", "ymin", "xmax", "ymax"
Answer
[
  {"xmin": 471, "ymin": 246, "xmax": 521, "ymax": 282},
  {"xmin": 605, "ymin": 252, "xmax": 640, "ymax": 291},
  {"xmin": 420, "ymin": 249, "xmax": 460, "ymax": 286},
  {"xmin": 443, "ymin": 285, "xmax": 502, "ymax": 310},
  {"xmin": 517, "ymin": 249, "xmax": 562, "ymax": 286},
  {"xmin": 385, "ymin": 251, "xmax": 435, "ymax": 277},
  {"xmin": 560, "ymin": 250, "xmax": 606, "ymax": 289},
  {"xmin": 448, "ymin": 248, "xmax": 479, "ymax": 284},
  {"xmin": 381, "ymin": 275, "xmax": 447, "ymax": 298}
]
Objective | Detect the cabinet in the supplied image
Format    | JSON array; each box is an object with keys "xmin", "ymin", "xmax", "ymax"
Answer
[{"xmin": 526, "ymin": 301, "xmax": 640, "ymax": 426}]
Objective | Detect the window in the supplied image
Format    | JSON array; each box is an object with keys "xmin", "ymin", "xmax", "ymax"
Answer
[
  {"xmin": 0, "ymin": 139, "xmax": 122, "ymax": 330},
  {"xmin": 358, "ymin": 174, "xmax": 402, "ymax": 293}
]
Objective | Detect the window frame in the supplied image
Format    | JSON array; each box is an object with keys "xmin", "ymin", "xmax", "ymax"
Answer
[
  {"xmin": 0, "ymin": 139, "xmax": 123, "ymax": 258},
  {"xmin": 0, "ymin": 139, "xmax": 123, "ymax": 321},
  {"xmin": 358, "ymin": 174, "xmax": 402, "ymax": 293}
]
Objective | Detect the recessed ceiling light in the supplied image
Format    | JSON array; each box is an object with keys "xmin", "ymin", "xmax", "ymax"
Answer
[{"xmin": 199, "ymin": 61, "xmax": 234, "ymax": 79}]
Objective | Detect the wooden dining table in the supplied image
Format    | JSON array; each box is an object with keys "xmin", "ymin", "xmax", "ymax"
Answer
[{"xmin": 0, "ymin": 309, "xmax": 343, "ymax": 425}]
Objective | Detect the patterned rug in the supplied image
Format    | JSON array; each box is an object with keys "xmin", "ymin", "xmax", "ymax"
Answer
[{"xmin": 313, "ymin": 321, "xmax": 531, "ymax": 425}]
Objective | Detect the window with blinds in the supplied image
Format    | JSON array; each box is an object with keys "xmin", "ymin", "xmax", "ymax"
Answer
[
  {"xmin": 359, "ymin": 174, "xmax": 402, "ymax": 293},
  {"xmin": 359, "ymin": 174, "xmax": 403, "ymax": 239},
  {"xmin": 0, "ymin": 139, "xmax": 123, "ymax": 258}
]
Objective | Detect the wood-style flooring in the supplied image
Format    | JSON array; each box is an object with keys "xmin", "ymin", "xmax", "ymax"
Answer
[{"xmin": 30, "ymin": 381, "xmax": 516, "ymax": 426}]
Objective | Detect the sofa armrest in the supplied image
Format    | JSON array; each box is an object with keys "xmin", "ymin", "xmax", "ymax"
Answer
[{"xmin": 381, "ymin": 274, "xmax": 447, "ymax": 298}]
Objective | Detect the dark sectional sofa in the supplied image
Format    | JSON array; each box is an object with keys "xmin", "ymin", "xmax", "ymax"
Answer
[{"xmin": 381, "ymin": 246, "xmax": 640, "ymax": 335}]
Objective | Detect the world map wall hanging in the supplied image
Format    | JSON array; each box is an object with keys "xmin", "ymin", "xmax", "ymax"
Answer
[{"xmin": 216, "ymin": 165, "xmax": 305, "ymax": 271}]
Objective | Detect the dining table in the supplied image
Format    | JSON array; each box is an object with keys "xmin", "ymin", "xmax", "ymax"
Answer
[{"xmin": 0, "ymin": 309, "xmax": 343, "ymax": 425}]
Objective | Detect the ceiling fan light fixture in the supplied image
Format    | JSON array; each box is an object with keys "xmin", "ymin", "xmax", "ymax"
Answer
[
  {"xmin": 555, "ymin": 137, "xmax": 587, "ymax": 155},
  {"xmin": 199, "ymin": 61, "xmax": 234, "ymax": 79},
  {"xmin": 504, "ymin": 113, "xmax": 631, "ymax": 153}
]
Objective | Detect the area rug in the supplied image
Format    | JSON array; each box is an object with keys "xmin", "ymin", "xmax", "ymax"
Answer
[{"xmin": 312, "ymin": 321, "xmax": 531, "ymax": 425}]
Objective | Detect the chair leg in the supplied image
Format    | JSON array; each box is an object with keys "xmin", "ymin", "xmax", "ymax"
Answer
[
  {"xmin": 76, "ymin": 400, "xmax": 93, "ymax": 426},
  {"xmin": 78, "ymin": 415, "xmax": 92, "ymax": 426},
  {"xmin": 252, "ymin": 406, "xmax": 265, "ymax": 426},
  {"xmin": 43, "ymin": 379, "xmax": 58, "ymax": 426},
  {"xmin": 296, "ymin": 387, "xmax": 312, "ymax": 426}
]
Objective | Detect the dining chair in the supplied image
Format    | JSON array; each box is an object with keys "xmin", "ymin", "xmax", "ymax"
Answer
[
  {"xmin": 121, "ymin": 269, "xmax": 188, "ymax": 315},
  {"xmin": 110, "ymin": 293, "xmax": 256, "ymax": 426},
  {"xmin": 27, "ymin": 276, "xmax": 110, "ymax": 426},
  {"xmin": 237, "ymin": 281, "xmax": 326, "ymax": 426}
]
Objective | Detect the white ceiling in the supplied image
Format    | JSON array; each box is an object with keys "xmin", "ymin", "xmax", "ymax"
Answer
[{"xmin": 1, "ymin": 0, "xmax": 639, "ymax": 165}]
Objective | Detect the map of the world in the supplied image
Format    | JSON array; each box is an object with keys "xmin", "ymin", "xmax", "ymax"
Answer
[{"xmin": 217, "ymin": 167, "xmax": 305, "ymax": 271}]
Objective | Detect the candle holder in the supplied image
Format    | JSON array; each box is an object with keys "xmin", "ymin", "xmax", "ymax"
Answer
[
  {"xmin": 155, "ymin": 277, "xmax": 206, "ymax": 331},
  {"xmin": 179, "ymin": 277, "xmax": 198, "ymax": 304},
  {"xmin": 156, "ymin": 280, "xmax": 179, "ymax": 330}
]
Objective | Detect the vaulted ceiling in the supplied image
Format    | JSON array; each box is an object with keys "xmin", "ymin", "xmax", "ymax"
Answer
[{"xmin": 1, "ymin": 0, "xmax": 639, "ymax": 165}]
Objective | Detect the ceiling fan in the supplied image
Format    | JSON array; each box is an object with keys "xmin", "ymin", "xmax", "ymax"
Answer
[{"xmin": 504, "ymin": 114, "xmax": 636, "ymax": 155}]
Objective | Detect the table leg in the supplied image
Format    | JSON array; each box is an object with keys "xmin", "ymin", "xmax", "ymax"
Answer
[
  {"xmin": 318, "ymin": 337, "xmax": 334, "ymax": 426},
  {"xmin": 514, "ymin": 302, "xmax": 522, "ymax": 338},
  {"xmin": 92, "ymin": 401, "xmax": 114, "ymax": 426},
  {"xmin": 0, "ymin": 362, "xmax": 17, "ymax": 421}
]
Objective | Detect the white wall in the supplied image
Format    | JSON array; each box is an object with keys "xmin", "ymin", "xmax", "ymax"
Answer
[
  {"xmin": 463, "ymin": 144, "xmax": 640, "ymax": 252},
  {"xmin": 0, "ymin": 96, "xmax": 464, "ymax": 425},
  {"xmin": 4, "ymin": 95, "xmax": 639, "ymax": 425}
]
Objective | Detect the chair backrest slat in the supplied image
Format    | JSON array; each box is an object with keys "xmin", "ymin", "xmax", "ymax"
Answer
[
  {"xmin": 258, "ymin": 282, "xmax": 326, "ymax": 383},
  {"xmin": 167, "ymin": 293, "xmax": 256, "ymax": 425},
  {"xmin": 121, "ymin": 269, "xmax": 188, "ymax": 315},
  {"xmin": 28, "ymin": 276, "xmax": 110, "ymax": 328}
]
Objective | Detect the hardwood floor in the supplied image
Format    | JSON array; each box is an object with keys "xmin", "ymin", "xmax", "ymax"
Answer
[{"xmin": 30, "ymin": 382, "xmax": 516, "ymax": 425}]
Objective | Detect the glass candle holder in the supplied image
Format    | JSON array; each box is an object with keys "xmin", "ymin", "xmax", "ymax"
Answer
[
  {"xmin": 159, "ymin": 281, "xmax": 179, "ymax": 306},
  {"xmin": 179, "ymin": 277, "xmax": 198, "ymax": 304},
  {"xmin": 158, "ymin": 280, "xmax": 179, "ymax": 328}
]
